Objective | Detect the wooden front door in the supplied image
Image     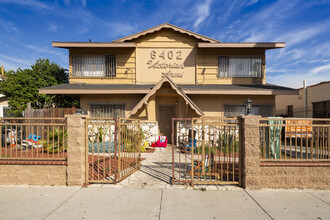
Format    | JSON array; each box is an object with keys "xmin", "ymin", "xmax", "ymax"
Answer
[{"xmin": 158, "ymin": 105, "xmax": 176, "ymax": 143}]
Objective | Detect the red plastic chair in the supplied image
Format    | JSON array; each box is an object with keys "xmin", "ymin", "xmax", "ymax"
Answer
[{"xmin": 156, "ymin": 136, "xmax": 168, "ymax": 147}]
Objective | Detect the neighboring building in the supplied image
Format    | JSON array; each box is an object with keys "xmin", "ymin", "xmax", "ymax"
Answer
[
  {"xmin": 0, "ymin": 74, "xmax": 10, "ymax": 117},
  {"xmin": 0, "ymin": 94, "xmax": 10, "ymax": 117},
  {"xmin": 40, "ymin": 23, "xmax": 296, "ymax": 140},
  {"xmin": 276, "ymin": 81, "xmax": 330, "ymax": 118}
]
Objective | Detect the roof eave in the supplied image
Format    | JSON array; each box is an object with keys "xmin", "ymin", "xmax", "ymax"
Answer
[
  {"xmin": 52, "ymin": 42, "xmax": 136, "ymax": 49},
  {"xmin": 112, "ymin": 23, "xmax": 220, "ymax": 43},
  {"xmin": 198, "ymin": 42, "xmax": 286, "ymax": 49}
]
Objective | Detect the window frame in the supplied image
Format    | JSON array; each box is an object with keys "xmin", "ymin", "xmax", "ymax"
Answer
[
  {"xmin": 218, "ymin": 55, "xmax": 263, "ymax": 78},
  {"xmin": 71, "ymin": 54, "xmax": 117, "ymax": 78},
  {"xmin": 88, "ymin": 103, "xmax": 125, "ymax": 118},
  {"xmin": 224, "ymin": 104, "xmax": 273, "ymax": 117}
]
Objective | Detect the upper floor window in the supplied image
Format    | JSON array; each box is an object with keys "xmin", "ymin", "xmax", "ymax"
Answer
[
  {"xmin": 72, "ymin": 55, "xmax": 116, "ymax": 78},
  {"xmin": 218, "ymin": 56, "xmax": 262, "ymax": 78}
]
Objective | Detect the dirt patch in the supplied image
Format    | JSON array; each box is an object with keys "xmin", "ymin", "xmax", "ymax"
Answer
[{"xmin": 1, "ymin": 147, "xmax": 67, "ymax": 159}]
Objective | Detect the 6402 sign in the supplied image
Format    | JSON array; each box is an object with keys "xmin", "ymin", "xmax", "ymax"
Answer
[{"xmin": 150, "ymin": 50, "xmax": 182, "ymax": 60}]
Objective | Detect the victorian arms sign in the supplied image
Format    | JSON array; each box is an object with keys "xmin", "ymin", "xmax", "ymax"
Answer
[{"xmin": 136, "ymin": 48, "xmax": 196, "ymax": 84}]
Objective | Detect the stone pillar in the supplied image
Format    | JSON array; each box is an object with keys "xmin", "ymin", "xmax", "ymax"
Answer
[
  {"xmin": 66, "ymin": 115, "xmax": 86, "ymax": 186},
  {"xmin": 239, "ymin": 115, "xmax": 261, "ymax": 189}
]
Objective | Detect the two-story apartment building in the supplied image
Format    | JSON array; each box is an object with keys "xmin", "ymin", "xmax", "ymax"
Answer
[{"xmin": 40, "ymin": 23, "xmax": 296, "ymax": 140}]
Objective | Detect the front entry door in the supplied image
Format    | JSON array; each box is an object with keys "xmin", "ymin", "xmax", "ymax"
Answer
[{"xmin": 158, "ymin": 105, "xmax": 175, "ymax": 144}]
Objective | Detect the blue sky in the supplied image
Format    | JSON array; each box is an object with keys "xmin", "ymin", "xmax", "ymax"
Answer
[{"xmin": 0, "ymin": 0, "xmax": 329, "ymax": 88}]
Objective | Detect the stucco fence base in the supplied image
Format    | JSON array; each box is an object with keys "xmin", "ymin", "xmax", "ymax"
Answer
[
  {"xmin": 0, "ymin": 164, "xmax": 67, "ymax": 186},
  {"xmin": 246, "ymin": 165, "xmax": 330, "ymax": 190}
]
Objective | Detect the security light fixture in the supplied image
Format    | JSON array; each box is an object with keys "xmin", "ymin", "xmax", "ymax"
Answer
[{"xmin": 245, "ymin": 98, "xmax": 252, "ymax": 115}]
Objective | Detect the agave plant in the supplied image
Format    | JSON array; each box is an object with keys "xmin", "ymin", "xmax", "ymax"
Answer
[{"xmin": 42, "ymin": 128, "xmax": 68, "ymax": 153}]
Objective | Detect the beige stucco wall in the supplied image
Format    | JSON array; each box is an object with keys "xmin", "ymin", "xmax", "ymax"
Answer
[
  {"xmin": 190, "ymin": 94, "xmax": 275, "ymax": 117},
  {"xmin": 80, "ymin": 94, "xmax": 145, "ymax": 118},
  {"xmin": 67, "ymin": 28, "xmax": 269, "ymax": 86},
  {"xmin": 0, "ymin": 165, "xmax": 67, "ymax": 185},
  {"xmin": 196, "ymin": 48, "xmax": 266, "ymax": 85},
  {"xmin": 80, "ymin": 93, "xmax": 275, "ymax": 120},
  {"xmin": 134, "ymin": 29, "xmax": 198, "ymax": 85},
  {"xmin": 276, "ymin": 82, "xmax": 330, "ymax": 117},
  {"xmin": 69, "ymin": 47, "xmax": 136, "ymax": 84}
]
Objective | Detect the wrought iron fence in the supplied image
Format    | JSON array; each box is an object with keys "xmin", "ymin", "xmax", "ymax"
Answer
[
  {"xmin": 86, "ymin": 118, "xmax": 141, "ymax": 184},
  {"xmin": 172, "ymin": 117, "xmax": 240, "ymax": 185},
  {"xmin": 0, "ymin": 117, "xmax": 67, "ymax": 160},
  {"xmin": 259, "ymin": 118, "xmax": 330, "ymax": 161}
]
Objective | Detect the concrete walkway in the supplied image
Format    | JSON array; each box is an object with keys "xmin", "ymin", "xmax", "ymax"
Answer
[
  {"xmin": 113, "ymin": 146, "xmax": 238, "ymax": 190},
  {"xmin": 0, "ymin": 186, "xmax": 329, "ymax": 220}
]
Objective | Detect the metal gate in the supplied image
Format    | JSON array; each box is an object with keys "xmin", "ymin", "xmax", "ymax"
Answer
[
  {"xmin": 86, "ymin": 118, "xmax": 141, "ymax": 184},
  {"xmin": 172, "ymin": 117, "xmax": 241, "ymax": 185}
]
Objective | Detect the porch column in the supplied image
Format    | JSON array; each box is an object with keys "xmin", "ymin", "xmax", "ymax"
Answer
[{"xmin": 147, "ymin": 94, "xmax": 156, "ymax": 121}]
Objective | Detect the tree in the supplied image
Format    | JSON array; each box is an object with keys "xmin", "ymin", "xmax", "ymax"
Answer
[{"xmin": 0, "ymin": 59, "xmax": 79, "ymax": 116}]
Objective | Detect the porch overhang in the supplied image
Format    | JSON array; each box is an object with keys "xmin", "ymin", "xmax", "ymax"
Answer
[
  {"xmin": 39, "ymin": 83, "xmax": 298, "ymax": 96},
  {"xmin": 129, "ymin": 76, "xmax": 204, "ymax": 116}
]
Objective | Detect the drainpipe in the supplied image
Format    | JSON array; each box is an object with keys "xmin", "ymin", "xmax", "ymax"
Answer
[{"xmin": 303, "ymin": 80, "xmax": 307, "ymax": 118}]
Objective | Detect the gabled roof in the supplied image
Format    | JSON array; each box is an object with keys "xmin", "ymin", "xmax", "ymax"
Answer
[
  {"xmin": 129, "ymin": 76, "xmax": 204, "ymax": 116},
  {"xmin": 112, "ymin": 23, "xmax": 220, "ymax": 43}
]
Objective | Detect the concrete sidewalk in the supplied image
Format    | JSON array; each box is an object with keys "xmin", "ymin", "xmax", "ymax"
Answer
[{"xmin": 0, "ymin": 186, "xmax": 329, "ymax": 220}]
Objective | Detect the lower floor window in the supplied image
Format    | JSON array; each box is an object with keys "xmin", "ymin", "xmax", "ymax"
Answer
[
  {"xmin": 89, "ymin": 104, "xmax": 125, "ymax": 118},
  {"xmin": 224, "ymin": 104, "xmax": 273, "ymax": 117}
]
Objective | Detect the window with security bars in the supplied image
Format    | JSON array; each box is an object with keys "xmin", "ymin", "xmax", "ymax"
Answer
[
  {"xmin": 72, "ymin": 55, "xmax": 116, "ymax": 77},
  {"xmin": 313, "ymin": 100, "xmax": 330, "ymax": 118},
  {"xmin": 218, "ymin": 56, "xmax": 262, "ymax": 78},
  {"xmin": 89, "ymin": 104, "xmax": 125, "ymax": 118},
  {"xmin": 224, "ymin": 104, "xmax": 273, "ymax": 117}
]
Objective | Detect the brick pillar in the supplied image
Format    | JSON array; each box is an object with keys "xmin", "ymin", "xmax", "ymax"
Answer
[
  {"xmin": 239, "ymin": 115, "xmax": 261, "ymax": 189},
  {"xmin": 66, "ymin": 115, "xmax": 86, "ymax": 186}
]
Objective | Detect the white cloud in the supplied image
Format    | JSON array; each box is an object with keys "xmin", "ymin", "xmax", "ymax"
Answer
[
  {"xmin": 274, "ymin": 22, "xmax": 330, "ymax": 46},
  {"xmin": 81, "ymin": 0, "xmax": 86, "ymax": 6},
  {"xmin": 107, "ymin": 22, "xmax": 138, "ymax": 38},
  {"xmin": 48, "ymin": 24, "xmax": 58, "ymax": 32},
  {"xmin": 0, "ymin": 0, "xmax": 50, "ymax": 10},
  {"xmin": 63, "ymin": 0, "xmax": 70, "ymax": 6},
  {"xmin": 246, "ymin": 0, "xmax": 259, "ymax": 6},
  {"xmin": 308, "ymin": 63, "xmax": 330, "ymax": 76},
  {"xmin": 0, "ymin": 54, "xmax": 33, "ymax": 70},
  {"xmin": 0, "ymin": 18, "xmax": 19, "ymax": 33},
  {"xmin": 267, "ymin": 62, "xmax": 330, "ymax": 88},
  {"xmin": 193, "ymin": 0, "xmax": 212, "ymax": 29}
]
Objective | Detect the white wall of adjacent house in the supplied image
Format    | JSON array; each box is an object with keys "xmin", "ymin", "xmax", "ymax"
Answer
[
  {"xmin": 0, "ymin": 95, "xmax": 9, "ymax": 117},
  {"xmin": 275, "ymin": 81, "xmax": 330, "ymax": 118}
]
